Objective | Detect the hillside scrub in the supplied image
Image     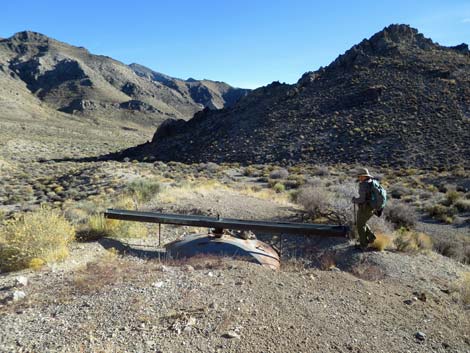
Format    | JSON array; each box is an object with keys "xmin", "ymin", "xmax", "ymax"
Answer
[
  {"xmin": 0, "ymin": 207, "xmax": 75, "ymax": 272},
  {"xmin": 296, "ymin": 182, "xmax": 393, "ymax": 237},
  {"xmin": 433, "ymin": 235, "xmax": 470, "ymax": 264},
  {"xmin": 126, "ymin": 178, "xmax": 161, "ymax": 203},
  {"xmin": 78, "ymin": 196, "xmax": 147, "ymax": 241},
  {"xmin": 394, "ymin": 229, "xmax": 433, "ymax": 252},
  {"xmin": 384, "ymin": 200, "xmax": 417, "ymax": 229}
]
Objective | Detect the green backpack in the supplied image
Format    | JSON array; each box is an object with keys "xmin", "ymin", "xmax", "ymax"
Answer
[{"xmin": 370, "ymin": 179, "xmax": 387, "ymax": 211}]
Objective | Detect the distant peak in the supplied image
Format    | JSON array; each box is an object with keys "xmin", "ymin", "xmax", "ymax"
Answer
[
  {"xmin": 10, "ymin": 31, "xmax": 50, "ymax": 42},
  {"xmin": 329, "ymin": 24, "xmax": 437, "ymax": 69},
  {"xmin": 368, "ymin": 24, "xmax": 434, "ymax": 49}
]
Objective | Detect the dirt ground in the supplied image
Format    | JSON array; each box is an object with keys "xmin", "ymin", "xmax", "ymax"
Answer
[
  {"xmin": 0, "ymin": 110, "xmax": 469, "ymax": 353},
  {"xmin": 1, "ymin": 186, "xmax": 469, "ymax": 353}
]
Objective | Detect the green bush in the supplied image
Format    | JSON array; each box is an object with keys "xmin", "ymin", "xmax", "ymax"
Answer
[
  {"xmin": 127, "ymin": 179, "xmax": 161, "ymax": 203},
  {"xmin": 273, "ymin": 183, "xmax": 286, "ymax": 193},
  {"xmin": 446, "ymin": 190, "xmax": 461, "ymax": 204}
]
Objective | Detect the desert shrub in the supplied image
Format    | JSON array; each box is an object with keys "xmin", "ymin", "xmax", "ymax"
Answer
[
  {"xmin": 370, "ymin": 234, "xmax": 392, "ymax": 251},
  {"xmin": 384, "ymin": 200, "xmax": 417, "ymax": 229},
  {"xmin": 283, "ymin": 179, "xmax": 301, "ymax": 189},
  {"xmin": 445, "ymin": 190, "xmax": 461, "ymax": 204},
  {"xmin": 389, "ymin": 185, "xmax": 410, "ymax": 199},
  {"xmin": 272, "ymin": 183, "xmax": 285, "ymax": 193},
  {"xmin": 433, "ymin": 237, "xmax": 470, "ymax": 264},
  {"xmin": 326, "ymin": 182, "xmax": 357, "ymax": 226},
  {"xmin": 0, "ymin": 207, "xmax": 75, "ymax": 272},
  {"xmin": 126, "ymin": 179, "xmax": 161, "ymax": 203},
  {"xmin": 312, "ymin": 165, "xmax": 330, "ymax": 176},
  {"xmin": 243, "ymin": 166, "xmax": 259, "ymax": 177},
  {"xmin": 201, "ymin": 162, "xmax": 219, "ymax": 173},
  {"xmin": 296, "ymin": 186, "xmax": 332, "ymax": 219},
  {"xmin": 269, "ymin": 168, "xmax": 289, "ymax": 179},
  {"xmin": 455, "ymin": 199, "xmax": 470, "ymax": 213},
  {"xmin": 76, "ymin": 196, "xmax": 144, "ymax": 241},
  {"xmin": 394, "ymin": 230, "xmax": 432, "ymax": 252},
  {"xmin": 427, "ymin": 204, "xmax": 455, "ymax": 223},
  {"xmin": 368, "ymin": 216, "xmax": 394, "ymax": 235},
  {"xmin": 82, "ymin": 214, "xmax": 148, "ymax": 240},
  {"xmin": 285, "ymin": 174, "xmax": 306, "ymax": 188}
]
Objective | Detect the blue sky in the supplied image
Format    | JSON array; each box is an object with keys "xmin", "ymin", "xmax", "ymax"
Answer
[{"xmin": 2, "ymin": 0, "xmax": 470, "ymax": 88}]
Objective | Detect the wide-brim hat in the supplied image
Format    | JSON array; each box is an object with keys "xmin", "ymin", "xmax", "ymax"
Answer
[{"xmin": 356, "ymin": 167, "xmax": 373, "ymax": 178}]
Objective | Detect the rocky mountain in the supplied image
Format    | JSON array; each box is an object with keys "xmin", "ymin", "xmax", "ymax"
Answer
[
  {"xmin": 0, "ymin": 31, "xmax": 248, "ymax": 126},
  {"xmin": 129, "ymin": 63, "xmax": 249, "ymax": 110},
  {"xmin": 118, "ymin": 24, "xmax": 470, "ymax": 168}
]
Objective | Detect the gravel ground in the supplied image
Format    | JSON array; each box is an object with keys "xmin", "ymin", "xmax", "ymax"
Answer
[
  {"xmin": 1, "ymin": 162, "xmax": 469, "ymax": 352},
  {"xmin": 0, "ymin": 240, "xmax": 469, "ymax": 353}
]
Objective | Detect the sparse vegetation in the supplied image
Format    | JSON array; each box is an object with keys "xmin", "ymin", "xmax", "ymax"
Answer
[
  {"xmin": 0, "ymin": 207, "xmax": 75, "ymax": 272},
  {"xmin": 269, "ymin": 168, "xmax": 289, "ymax": 179},
  {"xmin": 370, "ymin": 233, "xmax": 392, "ymax": 251},
  {"xmin": 272, "ymin": 182, "xmax": 285, "ymax": 193},
  {"xmin": 384, "ymin": 200, "xmax": 417, "ymax": 229},
  {"xmin": 459, "ymin": 273, "xmax": 470, "ymax": 307},
  {"xmin": 394, "ymin": 229, "xmax": 432, "ymax": 252},
  {"xmin": 296, "ymin": 186, "xmax": 332, "ymax": 220},
  {"xmin": 126, "ymin": 178, "xmax": 161, "ymax": 203},
  {"xmin": 433, "ymin": 236, "xmax": 470, "ymax": 264},
  {"xmin": 426, "ymin": 204, "xmax": 455, "ymax": 223}
]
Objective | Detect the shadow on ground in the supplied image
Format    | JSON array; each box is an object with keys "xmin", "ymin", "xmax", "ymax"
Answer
[{"xmin": 97, "ymin": 237, "xmax": 165, "ymax": 260}]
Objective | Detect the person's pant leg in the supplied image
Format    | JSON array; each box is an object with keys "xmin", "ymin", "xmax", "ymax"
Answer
[{"xmin": 356, "ymin": 205, "xmax": 375, "ymax": 247}]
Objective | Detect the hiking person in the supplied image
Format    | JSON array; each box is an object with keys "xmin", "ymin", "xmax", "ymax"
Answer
[{"xmin": 352, "ymin": 168, "xmax": 387, "ymax": 249}]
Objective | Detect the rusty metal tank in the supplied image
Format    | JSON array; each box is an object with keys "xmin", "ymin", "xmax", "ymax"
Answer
[{"xmin": 166, "ymin": 233, "xmax": 280, "ymax": 270}]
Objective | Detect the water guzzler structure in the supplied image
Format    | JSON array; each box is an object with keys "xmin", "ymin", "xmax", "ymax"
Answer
[{"xmin": 104, "ymin": 210, "xmax": 349, "ymax": 270}]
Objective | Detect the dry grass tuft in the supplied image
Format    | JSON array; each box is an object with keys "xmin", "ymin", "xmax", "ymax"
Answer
[
  {"xmin": 0, "ymin": 207, "xmax": 75, "ymax": 272},
  {"xmin": 77, "ymin": 196, "xmax": 147, "ymax": 240},
  {"xmin": 370, "ymin": 233, "xmax": 392, "ymax": 251},
  {"xmin": 82, "ymin": 214, "xmax": 148, "ymax": 240},
  {"xmin": 157, "ymin": 179, "xmax": 227, "ymax": 203},
  {"xmin": 394, "ymin": 230, "xmax": 432, "ymax": 252}
]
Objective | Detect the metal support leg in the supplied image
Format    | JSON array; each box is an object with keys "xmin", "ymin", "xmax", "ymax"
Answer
[{"xmin": 158, "ymin": 223, "xmax": 161, "ymax": 247}]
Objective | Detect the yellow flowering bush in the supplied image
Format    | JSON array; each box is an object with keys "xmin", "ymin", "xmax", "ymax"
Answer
[{"xmin": 0, "ymin": 207, "xmax": 75, "ymax": 272}]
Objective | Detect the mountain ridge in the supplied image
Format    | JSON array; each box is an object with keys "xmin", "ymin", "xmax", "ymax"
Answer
[
  {"xmin": 0, "ymin": 30, "xmax": 248, "ymax": 127},
  {"xmin": 116, "ymin": 24, "xmax": 470, "ymax": 169}
]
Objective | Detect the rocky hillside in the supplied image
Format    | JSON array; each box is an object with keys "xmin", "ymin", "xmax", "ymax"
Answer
[
  {"xmin": 129, "ymin": 63, "xmax": 249, "ymax": 110},
  {"xmin": 0, "ymin": 31, "xmax": 248, "ymax": 126},
  {"xmin": 119, "ymin": 24, "xmax": 470, "ymax": 168}
]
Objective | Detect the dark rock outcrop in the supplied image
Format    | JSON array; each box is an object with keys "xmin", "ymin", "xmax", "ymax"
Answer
[{"xmin": 118, "ymin": 24, "xmax": 470, "ymax": 169}]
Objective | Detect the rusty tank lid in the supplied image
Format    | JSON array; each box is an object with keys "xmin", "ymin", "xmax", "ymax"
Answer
[{"xmin": 166, "ymin": 233, "xmax": 280, "ymax": 270}]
